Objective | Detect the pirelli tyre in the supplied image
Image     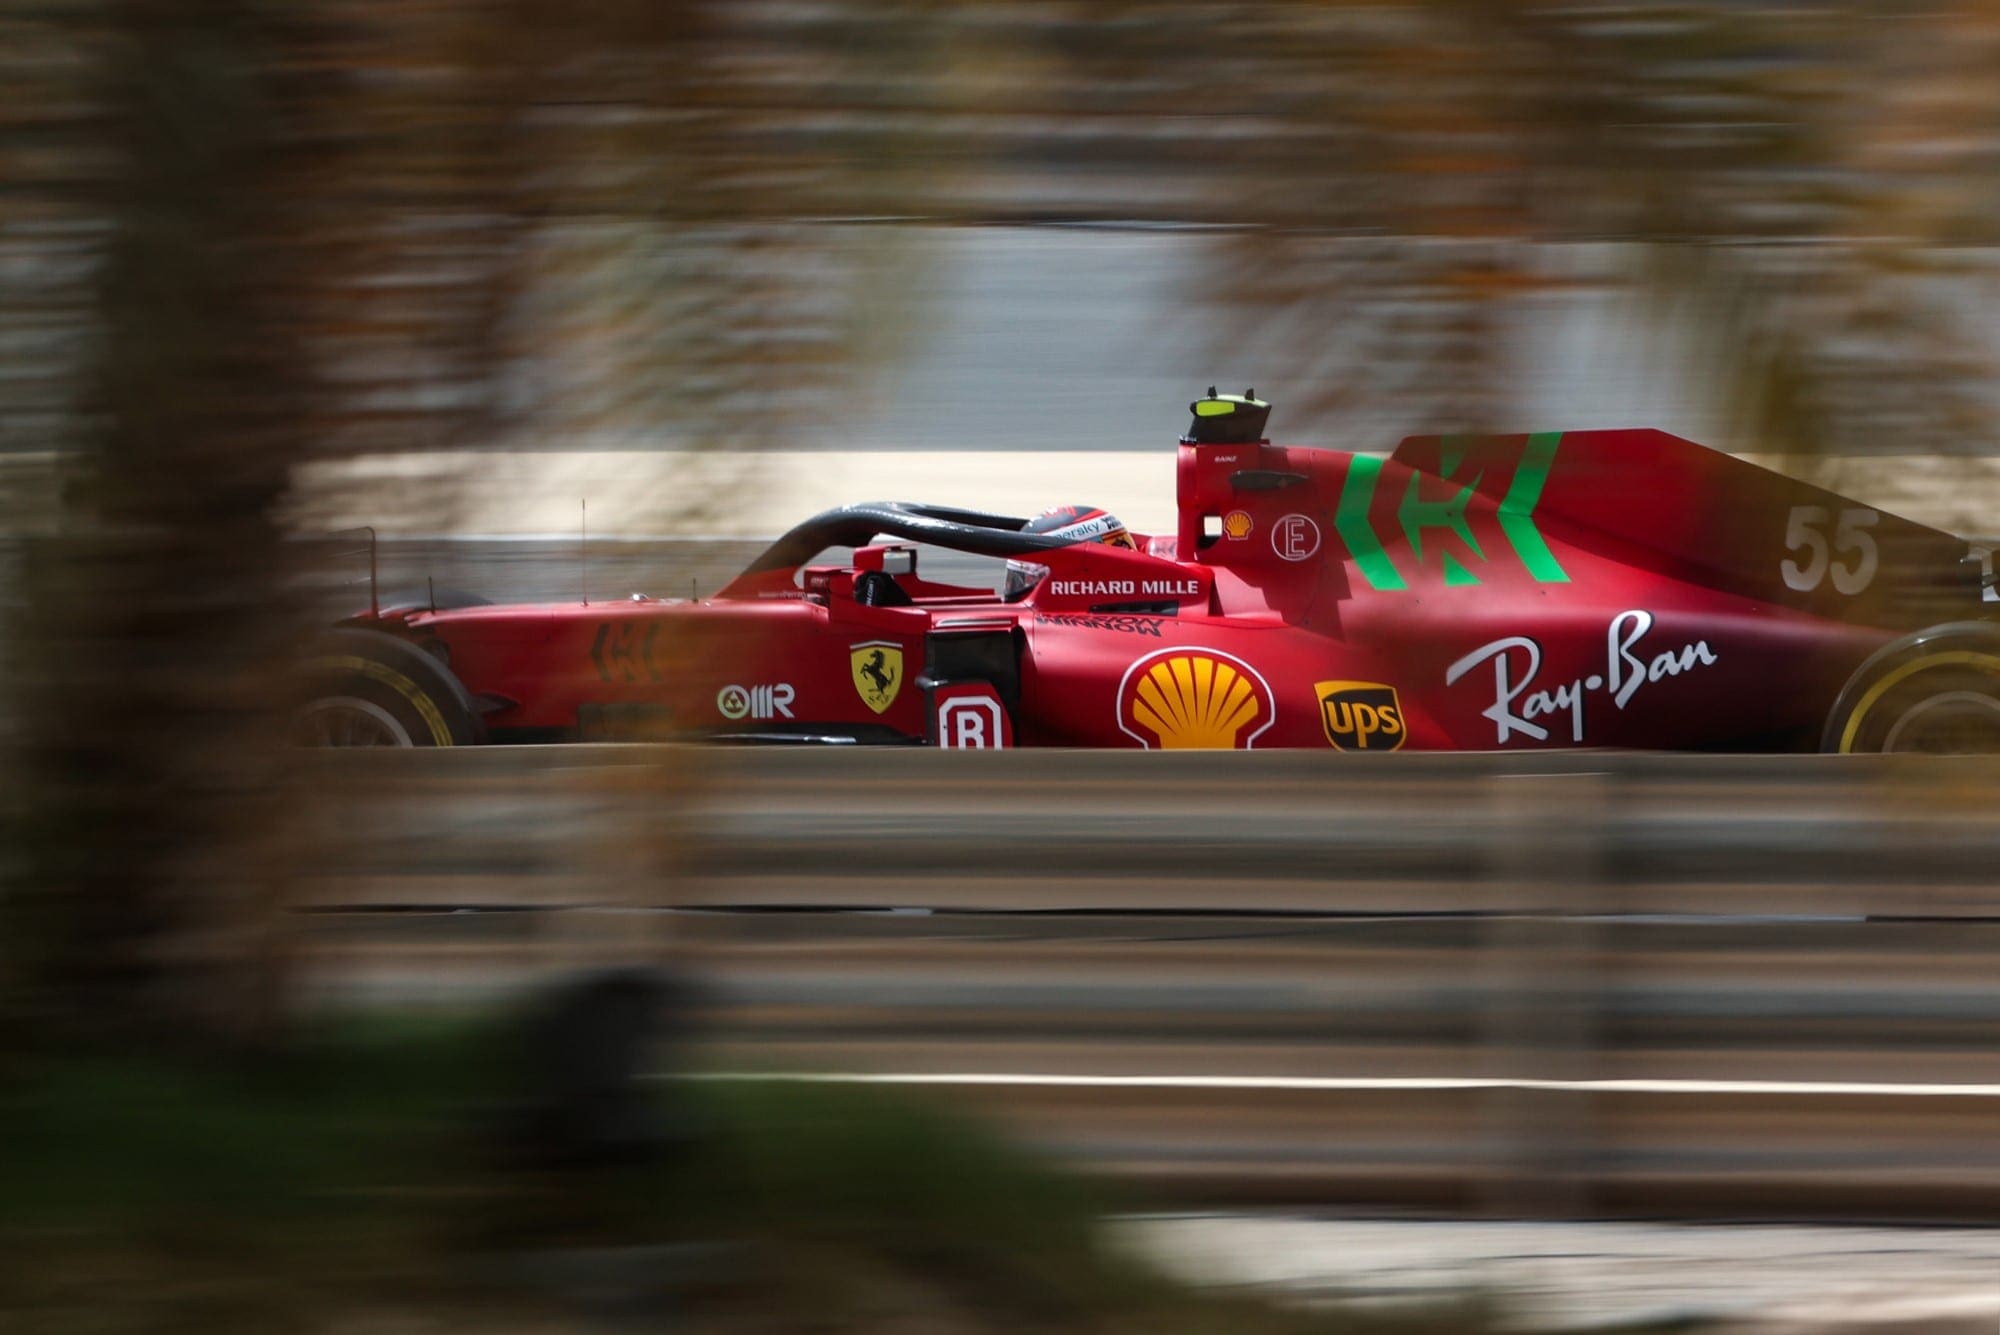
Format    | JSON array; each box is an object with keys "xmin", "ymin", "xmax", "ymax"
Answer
[
  {"xmin": 291, "ymin": 628, "xmax": 483, "ymax": 748},
  {"xmin": 1822, "ymin": 621, "xmax": 2000, "ymax": 754}
]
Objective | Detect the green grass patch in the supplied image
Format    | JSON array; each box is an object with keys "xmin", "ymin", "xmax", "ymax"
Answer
[{"xmin": 0, "ymin": 1013, "xmax": 1503, "ymax": 1333}]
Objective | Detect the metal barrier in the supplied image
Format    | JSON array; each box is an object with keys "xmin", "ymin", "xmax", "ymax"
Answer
[{"xmin": 296, "ymin": 748, "xmax": 2000, "ymax": 1218}]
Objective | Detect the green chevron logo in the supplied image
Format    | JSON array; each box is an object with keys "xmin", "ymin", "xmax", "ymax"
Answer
[{"xmin": 1335, "ymin": 432, "xmax": 1569, "ymax": 590}]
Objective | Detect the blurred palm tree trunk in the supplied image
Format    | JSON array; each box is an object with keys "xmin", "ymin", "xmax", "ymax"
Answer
[{"xmin": 6, "ymin": 0, "xmax": 309, "ymax": 1049}]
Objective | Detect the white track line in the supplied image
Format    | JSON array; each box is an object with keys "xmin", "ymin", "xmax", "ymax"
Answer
[{"xmin": 680, "ymin": 1073, "xmax": 2000, "ymax": 1097}]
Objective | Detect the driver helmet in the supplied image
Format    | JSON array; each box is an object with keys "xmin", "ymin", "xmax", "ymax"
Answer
[{"xmin": 1004, "ymin": 504, "xmax": 1137, "ymax": 600}]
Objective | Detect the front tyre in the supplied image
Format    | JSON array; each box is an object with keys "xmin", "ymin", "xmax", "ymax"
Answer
[
  {"xmin": 1822, "ymin": 622, "xmax": 2000, "ymax": 754},
  {"xmin": 291, "ymin": 628, "xmax": 483, "ymax": 747}
]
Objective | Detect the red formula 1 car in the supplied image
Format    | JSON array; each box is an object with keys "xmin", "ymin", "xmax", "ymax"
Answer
[{"xmin": 299, "ymin": 392, "xmax": 2000, "ymax": 753}]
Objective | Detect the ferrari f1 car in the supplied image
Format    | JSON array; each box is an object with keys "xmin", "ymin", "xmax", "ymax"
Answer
[{"xmin": 299, "ymin": 392, "xmax": 2000, "ymax": 752}]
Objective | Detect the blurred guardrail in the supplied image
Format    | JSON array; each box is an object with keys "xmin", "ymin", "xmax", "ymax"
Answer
[{"xmin": 295, "ymin": 748, "xmax": 2000, "ymax": 1219}]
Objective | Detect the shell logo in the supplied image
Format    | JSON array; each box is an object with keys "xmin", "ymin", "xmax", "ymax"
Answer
[{"xmin": 1116, "ymin": 648, "xmax": 1275, "ymax": 749}]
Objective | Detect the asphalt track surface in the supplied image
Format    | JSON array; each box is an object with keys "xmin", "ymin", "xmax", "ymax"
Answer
[
  {"xmin": 296, "ymin": 737, "xmax": 2000, "ymax": 1262},
  {"xmin": 332, "ymin": 906, "xmax": 2000, "ymax": 1155}
]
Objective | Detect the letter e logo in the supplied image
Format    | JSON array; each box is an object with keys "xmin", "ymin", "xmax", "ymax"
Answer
[{"xmin": 1275, "ymin": 514, "xmax": 1321, "ymax": 562}]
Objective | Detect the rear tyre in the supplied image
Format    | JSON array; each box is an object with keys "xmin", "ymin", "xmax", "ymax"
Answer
[
  {"xmin": 292, "ymin": 628, "xmax": 483, "ymax": 747},
  {"xmin": 1822, "ymin": 622, "xmax": 2000, "ymax": 754}
]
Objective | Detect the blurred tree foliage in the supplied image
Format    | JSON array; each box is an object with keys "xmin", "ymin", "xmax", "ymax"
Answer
[{"xmin": 1012, "ymin": 2, "xmax": 2000, "ymax": 452}]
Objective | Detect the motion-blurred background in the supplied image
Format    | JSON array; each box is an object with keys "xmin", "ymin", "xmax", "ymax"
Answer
[{"xmin": 2, "ymin": 3, "xmax": 1998, "ymax": 1332}]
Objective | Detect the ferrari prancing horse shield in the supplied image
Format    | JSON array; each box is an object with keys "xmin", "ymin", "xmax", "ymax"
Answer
[{"xmin": 849, "ymin": 640, "xmax": 903, "ymax": 714}]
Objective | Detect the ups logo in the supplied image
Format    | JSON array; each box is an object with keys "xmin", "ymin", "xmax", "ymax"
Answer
[{"xmin": 1315, "ymin": 680, "xmax": 1405, "ymax": 751}]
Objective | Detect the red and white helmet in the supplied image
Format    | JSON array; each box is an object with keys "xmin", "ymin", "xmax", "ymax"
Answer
[{"xmin": 1004, "ymin": 504, "xmax": 1137, "ymax": 600}]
